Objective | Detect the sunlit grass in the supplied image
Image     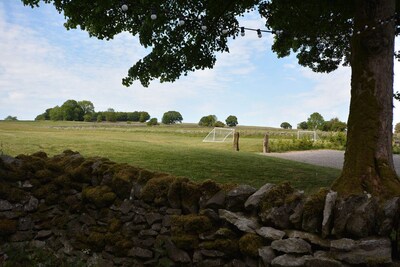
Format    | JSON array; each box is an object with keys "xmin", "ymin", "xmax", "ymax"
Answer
[{"xmin": 0, "ymin": 120, "xmax": 340, "ymax": 193}]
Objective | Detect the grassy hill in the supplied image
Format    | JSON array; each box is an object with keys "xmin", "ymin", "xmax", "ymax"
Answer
[{"xmin": 0, "ymin": 120, "xmax": 340, "ymax": 193}]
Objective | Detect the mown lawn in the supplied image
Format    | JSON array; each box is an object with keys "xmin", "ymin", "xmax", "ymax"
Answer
[{"xmin": 0, "ymin": 121, "xmax": 340, "ymax": 193}]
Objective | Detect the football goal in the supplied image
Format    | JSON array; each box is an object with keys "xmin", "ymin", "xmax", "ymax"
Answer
[
  {"xmin": 203, "ymin": 128, "xmax": 235, "ymax": 142},
  {"xmin": 297, "ymin": 130, "xmax": 318, "ymax": 141}
]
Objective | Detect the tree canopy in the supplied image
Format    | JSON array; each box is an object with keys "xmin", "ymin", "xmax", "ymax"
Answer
[
  {"xmin": 162, "ymin": 111, "xmax": 183, "ymax": 124},
  {"xmin": 225, "ymin": 115, "xmax": 238, "ymax": 127},
  {"xmin": 22, "ymin": 0, "xmax": 400, "ymax": 197},
  {"xmin": 280, "ymin": 122, "xmax": 292, "ymax": 129},
  {"xmin": 199, "ymin": 115, "xmax": 217, "ymax": 127},
  {"xmin": 307, "ymin": 112, "xmax": 325, "ymax": 131}
]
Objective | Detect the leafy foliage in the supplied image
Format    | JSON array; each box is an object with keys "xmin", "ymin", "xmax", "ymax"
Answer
[
  {"xmin": 395, "ymin": 122, "xmax": 400, "ymax": 134},
  {"xmin": 147, "ymin": 118, "xmax": 159, "ymax": 126},
  {"xmin": 297, "ymin": 121, "xmax": 308, "ymax": 130},
  {"xmin": 323, "ymin": 117, "xmax": 347, "ymax": 132},
  {"xmin": 4, "ymin": 116, "xmax": 17, "ymax": 121},
  {"xmin": 280, "ymin": 122, "xmax": 292, "ymax": 129},
  {"xmin": 198, "ymin": 115, "xmax": 217, "ymax": 127},
  {"xmin": 20, "ymin": 0, "xmax": 365, "ymax": 87},
  {"xmin": 139, "ymin": 111, "xmax": 150, "ymax": 123},
  {"xmin": 307, "ymin": 112, "xmax": 325, "ymax": 131},
  {"xmin": 162, "ymin": 111, "xmax": 183, "ymax": 124},
  {"xmin": 214, "ymin": 121, "xmax": 225, "ymax": 127},
  {"xmin": 225, "ymin": 115, "xmax": 238, "ymax": 127}
]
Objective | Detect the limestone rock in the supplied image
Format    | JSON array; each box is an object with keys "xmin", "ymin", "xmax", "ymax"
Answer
[
  {"xmin": 165, "ymin": 239, "xmax": 191, "ymax": 263},
  {"xmin": 345, "ymin": 197, "xmax": 378, "ymax": 238},
  {"xmin": 321, "ymin": 191, "xmax": 337, "ymax": 238},
  {"xmin": 285, "ymin": 230, "xmax": 330, "ymax": 248},
  {"xmin": 0, "ymin": 200, "xmax": 13, "ymax": 211},
  {"xmin": 330, "ymin": 238, "xmax": 356, "ymax": 251},
  {"xmin": 230, "ymin": 259, "xmax": 246, "ymax": 267},
  {"xmin": 271, "ymin": 238, "xmax": 312, "ymax": 254},
  {"xmin": 377, "ymin": 197, "xmax": 400, "ymax": 235},
  {"xmin": 271, "ymin": 254, "xmax": 313, "ymax": 267},
  {"xmin": 331, "ymin": 237, "xmax": 392, "ymax": 265},
  {"xmin": 145, "ymin": 212, "xmax": 163, "ymax": 225},
  {"xmin": 24, "ymin": 196, "xmax": 39, "ymax": 212},
  {"xmin": 128, "ymin": 247, "xmax": 153, "ymax": 259},
  {"xmin": 244, "ymin": 183, "xmax": 275, "ymax": 211},
  {"xmin": 219, "ymin": 209, "xmax": 260, "ymax": 233},
  {"xmin": 226, "ymin": 185, "xmax": 257, "ymax": 211},
  {"xmin": 205, "ymin": 190, "xmax": 226, "ymax": 210},
  {"xmin": 200, "ymin": 249, "xmax": 225, "ymax": 258},
  {"xmin": 258, "ymin": 246, "xmax": 276, "ymax": 266},
  {"xmin": 304, "ymin": 257, "xmax": 342, "ymax": 267},
  {"xmin": 289, "ymin": 202, "xmax": 304, "ymax": 229},
  {"xmin": 332, "ymin": 195, "xmax": 367, "ymax": 237},
  {"xmin": 264, "ymin": 205, "xmax": 292, "ymax": 229},
  {"xmin": 256, "ymin": 227, "xmax": 285, "ymax": 240}
]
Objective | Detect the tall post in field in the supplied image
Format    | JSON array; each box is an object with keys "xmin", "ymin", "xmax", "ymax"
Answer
[
  {"xmin": 233, "ymin": 131, "xmax": 239, "ymax": 151},
  {"xmin": 263, "ymin": 133, "xmax": 269, "ymax": 153}
]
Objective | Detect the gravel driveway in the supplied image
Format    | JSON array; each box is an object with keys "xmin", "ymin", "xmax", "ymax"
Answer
[{"xmin": 263, "ymin": 149, "xmax": 400, "ymax": 174}]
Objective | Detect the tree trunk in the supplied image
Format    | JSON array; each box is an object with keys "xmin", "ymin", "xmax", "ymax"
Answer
[{"xmin": 332, "ymin": 0, "xmax": 400, "ymax": 198}]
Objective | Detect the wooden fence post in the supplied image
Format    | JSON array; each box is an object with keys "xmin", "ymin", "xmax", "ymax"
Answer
[
  {"xmin": 263, "ymin": 133, "xmax": 269, "ymax": 153},
  {"xmin": 233, "ymin": 131, "xmax": 239, "ymax": 151}
]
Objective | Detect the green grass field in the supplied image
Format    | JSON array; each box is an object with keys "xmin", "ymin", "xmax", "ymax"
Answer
[{"xmin": 0, "ymin": 121, "xmax": 340, "ymax": 193}]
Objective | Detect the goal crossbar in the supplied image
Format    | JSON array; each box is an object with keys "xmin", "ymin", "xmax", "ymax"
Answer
[
  {"xmin": 297, "ymin": 130, "xmax": 318, "ymax": 141},
  {"xmin": 203, "ymin": 128, "xmax": 234, "ymax": 142}
]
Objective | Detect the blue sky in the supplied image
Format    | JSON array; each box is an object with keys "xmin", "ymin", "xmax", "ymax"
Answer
[{"xmin": 1, "ymin": 1, "xmax": 399, "ymax": 127}]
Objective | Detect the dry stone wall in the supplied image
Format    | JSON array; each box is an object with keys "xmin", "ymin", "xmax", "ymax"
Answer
[{"xmin": 0, "ymin": 150, "xmax": 399, "ymax": 267}]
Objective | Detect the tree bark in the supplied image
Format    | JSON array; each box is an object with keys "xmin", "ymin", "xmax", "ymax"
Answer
[{"xmin": 332, "ymin": 0, "xmax": 400, "ymax": 198}]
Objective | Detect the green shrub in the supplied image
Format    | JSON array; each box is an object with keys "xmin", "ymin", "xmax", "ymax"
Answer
[{"xmin": 147, "ymin": 118, "xmax": 159, "ymax": 126}]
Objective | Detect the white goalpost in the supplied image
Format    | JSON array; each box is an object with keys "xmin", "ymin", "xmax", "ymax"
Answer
[
  {"xmin": 297, "ymin": 130, "xmax": 318, "ymax": 141},
  {"xmin": 203, "ymin": 128, "xmax": 235, "ymax": 142}
]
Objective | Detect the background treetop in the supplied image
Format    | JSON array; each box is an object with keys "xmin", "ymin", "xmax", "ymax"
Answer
[{"xmin": 22, "ymin": 0, "xmax": 400, "ymax": 87}]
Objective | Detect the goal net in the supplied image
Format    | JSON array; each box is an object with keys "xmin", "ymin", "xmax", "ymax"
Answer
[
  {"xmin": 203, "ymin": 128, "xmax": 234, "ymax": 142},
  {"xmin": 297, "ymin": 130, "xmax": 318, "ymax": 141}
]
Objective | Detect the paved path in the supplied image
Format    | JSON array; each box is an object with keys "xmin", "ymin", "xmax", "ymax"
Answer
[{"xmin": 263, "ymin": 149, "xmax": 400, "ymax": 173}]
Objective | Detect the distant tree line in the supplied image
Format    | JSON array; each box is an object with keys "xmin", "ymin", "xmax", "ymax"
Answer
[
  {"xmin": 4, "ymin": 115, "xmax": 18, "ymax": 121},
  {"xmin": 35, "ymin": 100, "xmax": 151, "ymax": 123},
  {"xmin": 294, "ymin": 112, "xmax": 347, "ymax": 132},
  {"xmin": 198, "ymin": 115, "xmax": 238, "ymax": 127}
]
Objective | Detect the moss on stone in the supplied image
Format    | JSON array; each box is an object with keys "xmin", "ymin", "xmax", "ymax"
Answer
[
  {"xmin": 140, "ymin": 175, "xmax": 177, "ymax": 205},
  {"xmin": 111, "ymin": 168, "xmax": 136, "ymax": 199},
  {"xmin": 238, "ymin": 233, "xmax": 264, "ymax": 258},
  {"xmin": 303, "ymin": 188, "xmax": 329, "ymax": 217},
  {"xmin": 31, "ymin": 151, "xmax": 48, "ymax": 159},
  {"xmin": 45, "ymin": 193, "xmax": 60, "ymax": 205},
  {"xmin": 0, "ymin": 183, "xmax": 28, "ymax": 203},
  {"xmin": 69, "ymin": 163, "xmax": 93, "ymax": 183},
  {"xmin": 0, "ymin": 219, "xmax": 17, "ymax": 236},
  {"xmin": 33, "ymin": 183, "xmax": 59, "ymax": 200},
  {"xmin": 199, "ymin": 179, "xmax": 222, "ymax": 198},
  {"xmin": 137, "ymin": 169, "xmax": 157, "ymax": 184},
  {"xmin": 302, "ymin": 187, "xmax": 329, "ymax": 233},
  {"xmin": 200, "ymin": 239, "xmax": 239, "ymax": 255},
  {"xmin": 260, "ymin": 182, "xmax": 295, "ymax": 213},
  {"xmin": 171, "ymin": 214, "xmax": 212, "ymax": 235},
  {"xmin": 82, "ymin": 185, "xmax": 116, "ymax": 208},
  {"xmin": 16, "ymin": 154, "xmax": 47, "ymax": 173},
  {"xmin": 108, "ymin": 218, "xmax": 122, "ymax": 233},
  {"xmin": 86, "ymin": 232, "xmax": 105, "ymax": 252},
  {"xmin": 34, "ymin": 169, "xmax": 55, "ymax": 184},
  {"xmin": 215, "ymin": 227, "xmax": 237, "ymax": 239},
  {"xmin": 51, "ymin": 151, "xmax": 85, "ymax": 173},
  {"xmin": 180, "ymin": 181, "xmax": 201, "ymax": 213},
  {"xmin": 171, "ymin": 234, "xmax": 199, "ymax": 250}
]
